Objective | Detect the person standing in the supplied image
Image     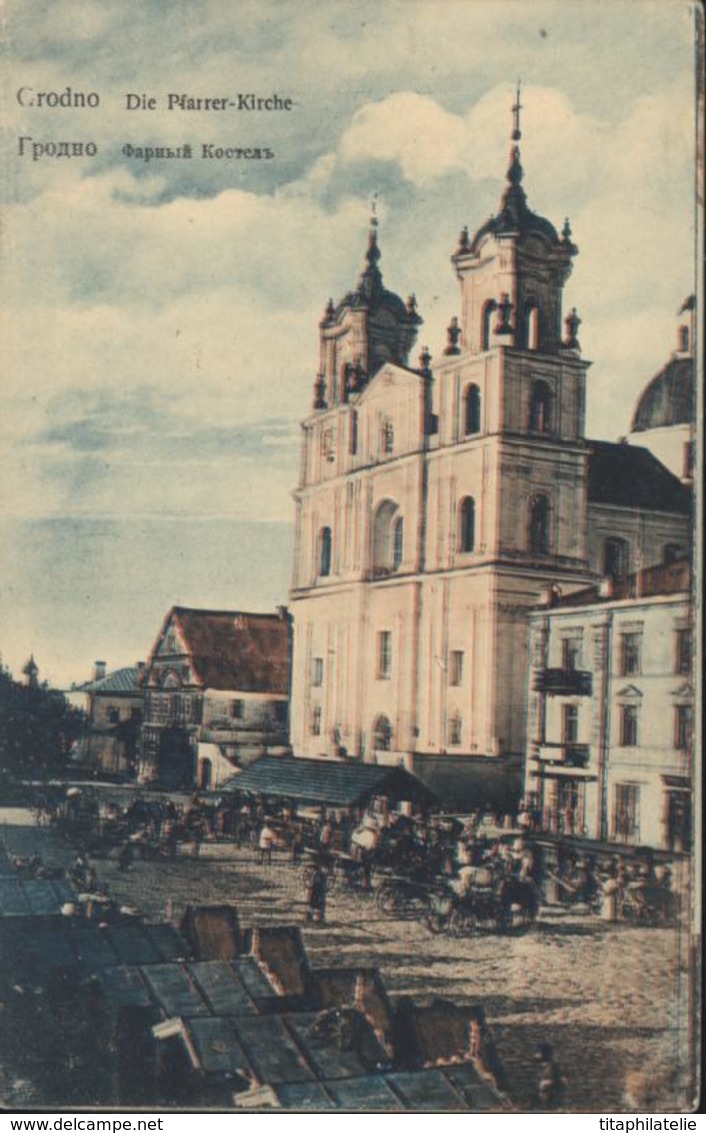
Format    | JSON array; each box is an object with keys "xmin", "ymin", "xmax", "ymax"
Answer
[
  {"xmin": 534, "ymin": 1042, "xmax": 566, "ymax": 1109},
  {"xmin": 305, "ymin": 863, "xmax": 328, "ymax": 924}
]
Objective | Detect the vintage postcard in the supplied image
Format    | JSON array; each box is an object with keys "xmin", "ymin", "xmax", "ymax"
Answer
[{"xmin": 0, "ymin": 0, "xmax": 701, "ymax": 1116}]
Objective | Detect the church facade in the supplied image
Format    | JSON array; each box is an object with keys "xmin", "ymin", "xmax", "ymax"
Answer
[{"xmin": 288, "ymin": 99, "xmax": 691, "ymax": 804}]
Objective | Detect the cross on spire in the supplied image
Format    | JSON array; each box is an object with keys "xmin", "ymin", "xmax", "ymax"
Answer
[{"xmin": 512, "ymin": 78, "xmax": 522, "ymax": 141}]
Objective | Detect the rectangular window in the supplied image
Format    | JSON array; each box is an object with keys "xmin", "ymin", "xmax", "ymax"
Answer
[
  {"xmin": 674, "ymin": 705, "xmax": 692, "ymax": 751},
  {"xmin": 620, "ymin": 632, "xmax": 641, "ymax": 676},
  {"xmin": 613, "ymin": 783, "xmax": 640, "ymax": 843},
  {"xmin": 273, "ymin": 701, "xmax": 288, "ymax": 724},
  {"xmin": 449, "ymin": 650, "xmax": 464, "ymax": 686},
  {"xmin": 675, "ymin": 629, "xmax": 691, "ymax": 675},
  {"xmin": 562, "ymin": 703, "xmax": 579, "ymax": 744},
  {"xmin": 310, "ymin": 704, "xmax": 322, "ymax": 736},
  {"xmin": 231, "ymin": 699, "xmax": 244, "ymax": 719},
  {"xmin": 619, "ymin": 704, "xmax": 639, "ymax": 747},
  {"xmin": 311, "ymin": 657, "xmax": 324, "ymax": 687},
  {"xmin": 377, "ymin": 631, "xmax": 392, "ymax": 680},
  {"xmin": 561, "ymin": 637, "xmax": 581, "ymax": 671}
]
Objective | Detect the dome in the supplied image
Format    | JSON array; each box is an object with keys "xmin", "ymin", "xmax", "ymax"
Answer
[
  {"xmin": 468, "ymin": 146, "xmax": 564, "ymax": 254},
  {"xmin": 630, "ymin": 355, "xmax": 694, "ymax": 433}
]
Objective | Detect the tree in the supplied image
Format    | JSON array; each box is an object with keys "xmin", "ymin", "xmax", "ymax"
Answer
[{"xmin": 0, "ymin": 667, "xmax": 85, "ymax": 781}]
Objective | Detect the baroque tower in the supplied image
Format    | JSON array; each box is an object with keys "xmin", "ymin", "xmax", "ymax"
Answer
[{"xmin": 289, "ymin": 91, "xmax": 596, "ymax": 802}]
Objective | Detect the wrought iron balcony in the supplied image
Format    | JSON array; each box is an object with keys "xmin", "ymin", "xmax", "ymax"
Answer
[
  {"xmin": 535, "ymin": 743, "xmax": 590, "ymax": 767},
  {"xmin": 533, "ymin": 668, "xmax": 592, "ymax": 696}
]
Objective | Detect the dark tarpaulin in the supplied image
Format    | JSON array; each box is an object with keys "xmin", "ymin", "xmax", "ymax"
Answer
[
  {"xmin": 222, "ymin": 755, "xmax": 436, "ymax": 809},
  {"xmin": 187, "ymin": 960, "xmax": 257, "ymax": 1016},
  {"xmin": 386, "ymin": 1068, "xmax": 469, "ymax": 1110},
  {"xmin": 328, "ymin": 1075, "xmax": 403, "ymax": 1110},
  {"xmin": 184, "ymin": 1016, "xmax": 252, "ymax": 1076},
  {"xmin": 232, "ymin": 956, "xmax": 283, "ymax": 1001},
  {"xmin": 0, "ymin": 880, "xmax": 31, "ymax": 917},
  {"xmin": 97, "ymin": 965, "xmax": 153, "ymax": 1009},
  {"xmin": 107, "ymin": 925, "xmax": 163, "ymax": 966},
  {"xmin": 141, "ymin": 963, "xmax": 210, "ymax": 1018},
  {"xmin": 274, "ymin": 1080, "xmax": 334, "ymax": 1110},
  {"xmin": 443, "ymin": 1063, "xmax": 503, "ymax": 1110},
  {"xmin": 283, "ymin": 1011, "xmax": 390, "ymax": 1081},
  {"xmin": 142, "ymin": 923, "xmax": 187, "ymax": 963},
  {"xmin": 229, "ymin": 1015, "xmax": 315, "ymax": 1084}
]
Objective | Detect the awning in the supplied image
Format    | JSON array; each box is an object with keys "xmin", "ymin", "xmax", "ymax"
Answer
[
  {"xmin": 661, "ymin": 774, "xmax": 691, "ymax": 792},
  {"xmin": 221, "ymin": 755, "xmax": 437, "ymax": 808},
  {"xmin": 529, "ymin": 766, "xmax": 597, "ymax": 781}
]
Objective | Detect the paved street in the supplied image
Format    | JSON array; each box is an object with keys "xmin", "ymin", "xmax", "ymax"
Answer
[{"xmin": 0, "ymin": 806, "xmax": 694, "ymax": 1112}]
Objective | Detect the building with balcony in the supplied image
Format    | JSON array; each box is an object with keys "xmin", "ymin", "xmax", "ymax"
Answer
[
  {"xmin": 524, "ymin": 559, "xmax": 693, "ymax": 851},
  {"xmin": 139, "ymin": 606, "xmax": 292, "ymax": 790},
  {"xmin": 287, "ymin": 92, "xmax": 692, "ymax": 807}
]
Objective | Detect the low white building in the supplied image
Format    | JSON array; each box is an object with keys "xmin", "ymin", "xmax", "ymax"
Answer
[{"xmin": 524, "ymin": 559, "xmax": 693, "ymax": 852}]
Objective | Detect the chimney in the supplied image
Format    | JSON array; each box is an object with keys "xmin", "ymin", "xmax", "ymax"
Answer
[
  {"xmin": 276, "ymin": 605, "xmax": 288, "ymax": 621},
  {"xmin": 93, "ymin": 660, "xmax": 107, "ymax": 682}
]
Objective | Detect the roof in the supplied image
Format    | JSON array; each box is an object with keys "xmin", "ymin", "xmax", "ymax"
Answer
[
  {"xmin": 81, "ymin": 666, "xmax": 142, "ymax": 695},
  {"xmin": 153, "ymin": 607, "xmax": 291, "ymax": 694},
  {"xmin": 548, "ymin": 558, "xmax": 691, "ymax": 610},
  {"xmin": 587, "ymin": 440, "xmax": 691, "ymax": 514},
  {"xmin": 222, "ymin": 755, "xmax": 437, "ymax": 808},
  {"xmin": 630, "ymin": 355, "xmax": 694, "ymax": 433},
  {"xmin": 464, "ymin": 145, "xmax": 569, "ymax": 256}
]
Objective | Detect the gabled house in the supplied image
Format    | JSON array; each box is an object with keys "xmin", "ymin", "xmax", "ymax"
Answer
[{"xmin": 139, "ymin": 606, "xmax": 292, "ymax": 790}]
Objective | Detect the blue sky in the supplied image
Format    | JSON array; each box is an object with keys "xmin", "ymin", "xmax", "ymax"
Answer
[{"xmin": 0, "ymin": 0, "xmax": 699, "ymax": 686}]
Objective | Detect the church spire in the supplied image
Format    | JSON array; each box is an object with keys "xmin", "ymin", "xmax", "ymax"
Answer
[
  {"xmin": 512, "ymin": 78, "xmax": 522, "ymax": 141},
  {"xmin": 357, "ymin": 198, "xmax": 383, "ymax": 301},
  {"xmin": 365, "ymin": 198, "xmax": 381, "ymax": 268},
  {"xmin": 505, "ymin": 79, "xmax": 525, "ymax": 192}
]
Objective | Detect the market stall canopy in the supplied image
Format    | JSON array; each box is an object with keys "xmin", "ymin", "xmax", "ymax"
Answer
[{"xmin": 221, "ymin": 756, "xmax": 437, "ymax": 809}]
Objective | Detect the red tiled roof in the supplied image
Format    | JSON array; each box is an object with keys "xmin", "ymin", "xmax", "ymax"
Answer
[
  {"xmin": 550, "ymin": 558, "xmax": 691, "ymax": 609},
  {"xmin": 156, "ymin": 607, "xmax": 291, "ymax": 694}
]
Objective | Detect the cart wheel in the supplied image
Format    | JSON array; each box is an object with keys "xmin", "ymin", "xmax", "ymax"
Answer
[
  {"xmin": 425, "ymin": 912, "xmax": 447, "ymax": 935},
  {"xmin": 376, "ymin": 882, "xmax": 398, "ymax": 914},
  {"xmin": 449, "ymin": 906, "xmax": 476, "ymax": 937},
  {"xmin": 300, "ymin": 864, "xmax": 316, "ymax": 890}
]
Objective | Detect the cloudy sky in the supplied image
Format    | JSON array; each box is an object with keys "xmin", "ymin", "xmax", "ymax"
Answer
[{"xmin": 0, "ymin": 0, "xmax": 698, "ymax": 687}]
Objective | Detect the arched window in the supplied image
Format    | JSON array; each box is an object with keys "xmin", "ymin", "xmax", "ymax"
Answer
[
  {"xmin": 529, "ymin": 380, "xmax": 552, "ymax": 433},
  {"xmin": 372, "ymin": 499, "xmax": 400, "ymax": 576},
  {"xmin": 464, "ymin": 384, "xmax": 481, "ymax": 436},
  {"xmin": 529, "ymin": 495, "xmax": 550, "ymax": 555},
  {"xmin": 310, "ymin": 705, "xmax": 322, "ymax": 736},
  {"xmin": 525, "ymin": 304, "xmax": 540, "ymax": 350},
  {"xmin": 318, "ymin": 526, "xmax": 332, "ymax": 576},
  {"xmin": 373, "ymin": 714, "xmax": 392, "ymax": 752},
  {"xmin": 350, "ymin": 410, "xmax": 358, "ymax": 455},
  {"xmin": 448, "ymin": 711, "xmax": 462, "ymax": 746},
  {"xmin": 604, "ymin": 537, "xmax": 629, "ymax": 579},
  {"xmin": 392, "ymin": 516, "xmax": 404, "ymax": 571},
  {"xmin": 459, "ymin": 496, "xmax": 475, "ymax": 553},
  {"xmin": 481, "ymin": 300, "xmax": 496, "ymax": 351},
  {"xmin": 382, "ymin": 417, "xmax": 394, "ymax": 454}
]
